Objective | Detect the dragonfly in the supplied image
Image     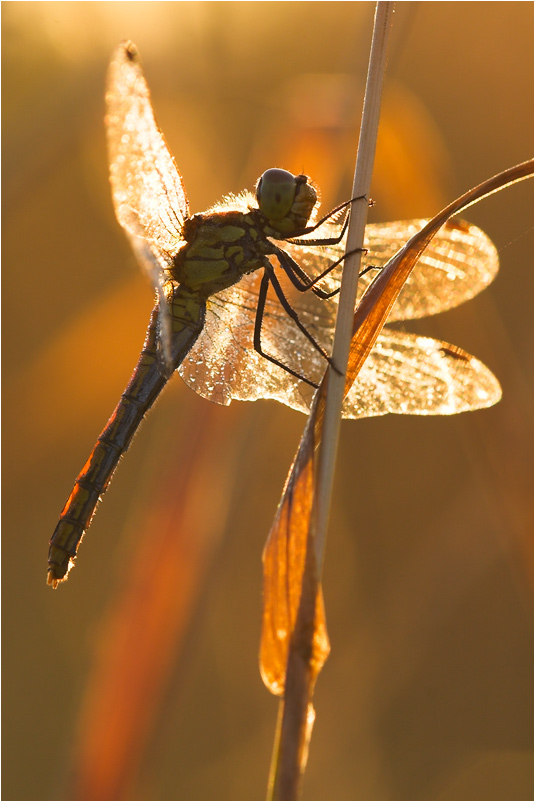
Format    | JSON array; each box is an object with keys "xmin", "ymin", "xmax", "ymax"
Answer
[{"xmin": 47, "ymin": 41, "xmax": 501, "ymax": 587}]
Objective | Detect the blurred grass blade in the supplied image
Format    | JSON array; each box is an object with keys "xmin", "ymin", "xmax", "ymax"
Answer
[{"xmin": 71, "ymin": 400, "xmax": 241, "ymax": 799}]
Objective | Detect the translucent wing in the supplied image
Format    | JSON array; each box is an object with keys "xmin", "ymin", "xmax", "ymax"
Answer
[
  {"xmin": 106, "ymin": 41, "xmax": 191, "ymax": 363},
  {"xmin": 104, "ymin": 42, "xmax": 500, "ymax": 418},
  {"xmin": 179, "ymin": 269, "xmax": 334, "ymax": 411},
  {"xmin": 178, "ymin": 267, "xmax": 501, "ymax": 418},
  {"xmin": 342, "ymin": 331, "xmax": 501, "ymax": 418},
  {"xmin": 285, "ymin": 218, "xmax": 499, "ymax": 321},
  {"xmin": 106, "ymin": 41, "xmax": 189, "ymax": 264},
  {"xmin": 179, "ymin": 213, "xmax": 500, "ymax": 414}
]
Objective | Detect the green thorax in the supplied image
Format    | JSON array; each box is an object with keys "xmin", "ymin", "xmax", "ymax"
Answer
[
  {"xmin": 168, "ymin": 171, "xmax": 317, "ymax": 298},
  {"xmin": 170, "ymin": 210, "xmax": 269, "ymax": 297}
]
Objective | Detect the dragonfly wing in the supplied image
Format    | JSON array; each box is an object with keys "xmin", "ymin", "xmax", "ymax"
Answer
[
  {"xmin": 283, "ymin": 218, "xmax": 499, "ymax": 321},
  {"xmin": 178, "ymin": 230, "xmax": 501, "ymax": 418},
  {"xmin": 365, "ymin": 219, "xmax": 499, "ymax": 321},
  {"xmin": 343, "ymin": 329, "xmax": 502, "ymax": 419},
  {"xmin": 178, "ymin": 267, "xmax": 337, "ymax": 413},
  {"xmin": 128, "ymin": 235, "xmax": 174, "ymax": 365},
  {"xmin": 180, "ymin": 274, "xmax": 501, "ymax": 419},
  {"xmin": 106, "ymin": 41, "xmax": 189, "ymax": 260}
]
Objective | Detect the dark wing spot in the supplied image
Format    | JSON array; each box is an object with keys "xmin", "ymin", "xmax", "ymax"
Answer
[
  {"xmin": 445, "ymin": 218, "xmax": 470, "ymax": 233},
  {"xmin": 439, "ymin": 344, "xmax": 471, "ymax": 362},
  {"xmin": 124, "ymin": 41, "xmax": 138, "ymax": 61}
]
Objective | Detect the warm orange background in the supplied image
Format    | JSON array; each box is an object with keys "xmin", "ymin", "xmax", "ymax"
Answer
[{"xmin": 3, "ymin": 3, "xmax": 533, "ymax": 800}]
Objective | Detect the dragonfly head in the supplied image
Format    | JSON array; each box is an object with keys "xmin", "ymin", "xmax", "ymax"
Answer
[{"xmin": 256, "ymin": 168, "xmax": 317, "ymax": 236}]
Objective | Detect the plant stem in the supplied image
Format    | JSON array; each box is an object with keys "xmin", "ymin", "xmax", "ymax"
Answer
[
  {"xmin": 314, "ymin": 0, "xmax": 393, "ymax": 578},
  {"xmin": 267, "ymin": 5, "xmax": 394, "ymax": 799}
]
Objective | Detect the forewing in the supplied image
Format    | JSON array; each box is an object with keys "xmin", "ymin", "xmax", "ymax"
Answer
[
  {"xmin": 283, "ymin": 218, "xmax": 498, "ymax": 321},
  {"xmin": 106, "ymin": 42, "xmax": 189, "ymax": 261},
  {"xmin": 342, "ymin": 329, "xmax": 502, "ymax": 418},
  {"xmin": 365, "ymin": 219, "xmax": 499, "ymax": 320}
]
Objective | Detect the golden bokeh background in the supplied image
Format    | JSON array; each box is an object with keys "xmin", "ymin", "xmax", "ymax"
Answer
[{"xmin": 3, "ymin": 2, "xmax": 532, "ymax": 800}]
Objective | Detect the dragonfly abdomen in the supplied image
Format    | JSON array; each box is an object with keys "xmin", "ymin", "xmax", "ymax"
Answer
[{"xmin": 47, "ymin": 299, "xmax": 202, "ymax": 587}]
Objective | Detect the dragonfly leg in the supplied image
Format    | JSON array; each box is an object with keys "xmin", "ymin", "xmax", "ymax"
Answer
[
  {"xmin": 303, "ymin": 247, "xmax": 375, "ymax": 298},
  {"xmin": 291, "ymin": 207, "xmax": 350, "ymax": 245},
  {"xmin": 275, "ymin": 245, "xmax": 369, "ymax": 299},
  {"xmin": 253, "ymin": 271, "xmax": 318, "ymax": 387},
  {"xmin": 270, "ymin": 245, "xmax": 329, "ymax": 298},
  {"xmin": 359, "ymin": 263, "xmax": 381, "ymax": 277},
  {"xmin": 261, "ymin": 261, "xmax": 342, "ymax": 375},
  {"xmin": 291, "ymin": 193, "xmax": 368, "ymax": 240}
]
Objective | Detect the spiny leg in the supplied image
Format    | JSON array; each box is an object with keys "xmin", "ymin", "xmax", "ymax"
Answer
[
  {"xmin": 274, "ymin": 245, "xmax": 370, "ymax": 299},
  {"xmin": 291, "ymin": 193, "xmax": 368, "ymax": 239},
  {"xmin": 253, "ymin": 270, "xmax": 319, "ymax": 388},
  {"xmin": 273, "ymin": 193, "xmax": 373, "ymax": 298},
  {"xmin": 262, "ymin": 260, "xmax": 342, "ymax": 373}
]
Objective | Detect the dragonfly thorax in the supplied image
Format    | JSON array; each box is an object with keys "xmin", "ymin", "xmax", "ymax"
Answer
[{"xmin": 170, "ymin": 209, "xmax": 271, "ymax": 298}]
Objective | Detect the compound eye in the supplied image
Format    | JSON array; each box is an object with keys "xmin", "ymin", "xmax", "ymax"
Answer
[{"xmin": 256, "ymin": 168, "xmax": 298, "ymax": 220}]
